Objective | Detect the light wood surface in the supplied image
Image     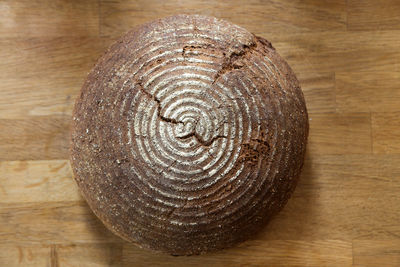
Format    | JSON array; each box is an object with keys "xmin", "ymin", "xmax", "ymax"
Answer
[{"xmin": 0, "ymin": 0, "xmax": 399, "ymax": 266}]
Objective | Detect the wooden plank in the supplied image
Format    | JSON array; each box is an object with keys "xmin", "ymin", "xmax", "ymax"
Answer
[
  {"xmin": 0, "ymin": 160, "xmax": 82, "ymax": 203},
  {"xmin": 299, "ymin": 72, "xmax": 336, "ymax": 113},
  {"xmin": 336, "ymin": 72, "xmax": 400, "ymax": 113},
  {"xmin": 122, "ymin": 240, "xmax": 352, "ymax": 267},
  {"xmin": 0, "ymin": 202, "xmax": 120, "ymax": 244},
  {"xmin": 268, "ymin": 31, "xmax": 400, "ymax": 74},
  {"xmin": 101, "ymin": 6, "xmax": 400, "ymax": 75},
  {"xmin": 0, "ymin": 244, "xmax": 50, "ymax": 267},
  {"xmin": 0, "ymin": 0, "xmax": 99, "ymax": 37},
  {"xmin": 56, "ymin": 243, "xmax": 122, "ymax": 267},
  {"xmin": 261, "ymin": 154, "xmax": 400, "ymax": 240},
  {"xmin": 102, "ymin": 4, "xmax": 398, "ymax": 75},
  {"xmin": 353, "ymin": 240, "xmax": 400, "ymax": 267},
  {"xmin": 308, "ymin": 113, "xmax": 371, "ymax": 154},
  {"xmin": 348, "ymin": 0, "xmax": 400, "ymax": 31},
  {"xmin": 0, "ymin": 37, "xmax": 104, "ymax": 119},
  {"xmin": 0, "ymin": 116, "xmax": 70, "ymax": 161},
  {"xmin": 372, "ymin": 112, "xmax": 400, "ymax": 154},
  {"xmin": 100, "ymin": 0, "xmax": 346, "ymax": 38},
  {"xmin": 1, "ymin": 155, "xmax": 399, "ymax": 245}
]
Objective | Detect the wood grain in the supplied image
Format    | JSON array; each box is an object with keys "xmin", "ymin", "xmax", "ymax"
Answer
[
  {"xmin": 0, "ymin": 116, "xmax": 70, "ymax": 161},
  {"xmin": 0, "ymin": 244, "xmax": 51, "ymax": 267},
  {"xmin": 372, "ymin": 112, "xmax": 400, "ymax": 154},
  {"xmin": 123, "ymin": 240, "xmax": 352, "ymax": 267},
  {"xmin": 353, "ymin": 240, "xmax": 400, "ymax": 267},
  {"xmin": 56, "ymin": 243, "xmax": 122, "ymax": 267},
  {"xmin": 299, "ymin": 72, "xmax": 336, "ymax": 113},
  {"xmin": 0, "ymin": 0, "xmax": 99, "ymax": 37},
  {"xmin": 0, "ymin": 202, "xmax": 119, "ymax": 244},
  {"xmin": 0, "ymin": 37, "xmax": 104, "ymax": 119},
  {"xmin": 348, "ymin": 0, "xmax": 400, "ymax": 31},
  {"xmin": 308, "ymin": 113, "xmax": 371, "ymax": 154},
  {"xmin": 263, "ymin": 154, "xmax": 400, "ymax": 240},
  {"xmin": 268, "ymin": 30, "xmax": 400, "ymax": 74},
  {"xmin": 99, "ymin": 0, "xmax": 347, "ymax": 37},
  {"xmin": 0, "ymin": 160, "xmax": 81, "ymax": 203},
  {"xmin": 0, "ymin": 0, "xmax": 400, "ymax": 265},
  {"xmin": 336, "ymin": 71, "xmax": 400, "ymax": 113}
]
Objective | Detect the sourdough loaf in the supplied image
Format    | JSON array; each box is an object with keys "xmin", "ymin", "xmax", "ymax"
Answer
[{"xmin": 70, "ymin": 14, "xmax": 309, "ymax": 255}]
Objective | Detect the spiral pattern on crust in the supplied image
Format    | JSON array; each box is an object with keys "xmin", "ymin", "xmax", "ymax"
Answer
[{"xmin": 70, "ymin": 15, "xmax": 309, "ymax": 255}]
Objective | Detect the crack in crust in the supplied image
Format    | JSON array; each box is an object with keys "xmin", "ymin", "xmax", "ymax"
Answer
[
  {"xmin": 239, "ymin": 130, "xmax": 271, "ymax": 165},
  {"xmin": 212, "ymin": 40, "xmax": 258, "ymax": 84},
  {"xmin": 177, "ymin": 131, "xmax": 227, "ymax": 146},
  {"xmin": 137, "ymin": 80, "xmax": 226, "ymax": 147},
  {"xmin": 137, "ymin": 80, "xmax": 182, "ymax": 124}
]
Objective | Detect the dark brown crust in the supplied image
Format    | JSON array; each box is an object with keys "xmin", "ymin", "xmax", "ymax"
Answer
[{"xmin": 70, "ymin": 14, "xmax": 309, "ymax": 255}]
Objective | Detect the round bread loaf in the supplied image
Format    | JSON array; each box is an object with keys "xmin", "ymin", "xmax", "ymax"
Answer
[{"xmin": 70, "ymin": 14, "xmax": 308, "ymax": 255}]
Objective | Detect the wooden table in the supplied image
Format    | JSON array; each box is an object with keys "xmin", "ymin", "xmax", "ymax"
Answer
[{"xmin": 1, "ymin": 0, "xmax": 399, "ymax": 266}]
